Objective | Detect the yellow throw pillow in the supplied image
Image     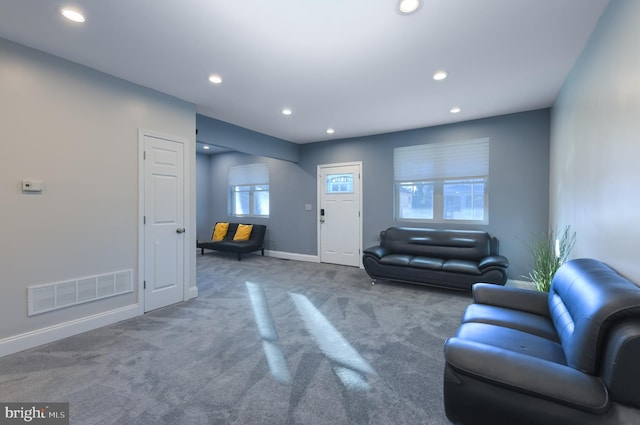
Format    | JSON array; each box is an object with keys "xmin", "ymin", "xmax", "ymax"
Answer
[
  {"xmin": 212, "ymin": 222, "xmax": 229, "ymax": 241},
  {"xmin": 233, "ymin": 224, "xmax": 253, "ymax": 241}
]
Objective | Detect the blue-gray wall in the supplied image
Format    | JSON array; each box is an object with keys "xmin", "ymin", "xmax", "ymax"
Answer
[
  {"xmin": 197, "ymin": 109, "xmax": 551, "ymax": 279},
  {"xmin": 200, "ymin": 152, "xmax": 315, "ymax": 254},
  {"xmin": 197, "ymin": 114, "xmax": 300, "ymax": 162},
  {"xmin": 299, "ymin": 109, "xmax": 550, "ymax": 279},
  {"xmin": 550, "ymin": 0, "xmax": 640, "ymax": 283},
  {"xmin": 1, "ymin": 38, "xmax": 196, "ymax": 343},
  {"xmin": 196, "ymin": 153, "xmax": 212, "ymax": 241}
]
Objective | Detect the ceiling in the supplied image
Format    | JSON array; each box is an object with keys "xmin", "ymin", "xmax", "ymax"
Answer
[{"xmin": 0, "ymin": 0, "xmax": 609, "ymax": 144}]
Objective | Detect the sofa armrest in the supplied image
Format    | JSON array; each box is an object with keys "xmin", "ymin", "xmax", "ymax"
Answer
[
  {"xmin": 478, "ymin": 255, "xmax": 509, "ymax": 269},
  {"xmin": 472, "ymin": 283, "xmax": 549, "ymax": 316},
  {"xmin": 444, "ymin": 337, "xmax": 608, "ymax": 413},
  {"xmin": 363, "ymin": 245, "xmax": 389, "ymax": 260},
  {"xmin": 601, "ymin": 321, "xmax": 640, "ymax": 408}
]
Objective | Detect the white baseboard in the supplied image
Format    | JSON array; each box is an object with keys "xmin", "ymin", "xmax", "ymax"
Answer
[
  {"xmin": 188, "ymin": 285, "xmax": 198, "ymax": 299},
  {"xmin": 0, "ymin": 304, "xmax": 139, "ymax": 357},
  {"xmin": 507, "ymin": 279, "xmax": 536, "ymax": 290},
  {"xmin": 264, "ymin": 250, "xmax": 320, "ymax": 263},
  {"xmin": 263, "ymin": 250, "xmax": 363, "ymax": 268},
  {"xmin": 198, "ymin": 249, "xmax": 320, "ymax": 264}
]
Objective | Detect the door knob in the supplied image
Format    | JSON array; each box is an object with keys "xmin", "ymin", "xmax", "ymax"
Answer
[{"xmin": 176, "ymin": 228, "xmax": 186, "ymax": 234}]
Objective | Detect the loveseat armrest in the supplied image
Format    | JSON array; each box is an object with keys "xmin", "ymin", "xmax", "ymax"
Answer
[
  {"xmin": 363, "ymin": 245, "xmax": 390, "ymax": 260},
  {"xmin": 478, "ymin": 255, "xmax": 509, "ymax": 269},
  {"xmin": 444, "ymin": 337, "xmax": 608, "ymax": 413},
  {"xmin": 472, "ymin": 283, "xmax": 549, "ymax": 316},
  {"xmin": 601, "ymin": 320, "xmax": 640, "ymax": 408}
]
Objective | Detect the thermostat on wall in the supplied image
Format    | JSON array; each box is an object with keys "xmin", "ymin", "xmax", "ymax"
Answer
[{"xmin": 22, "ymin": 180, "xmax": 43, "ymax": 193}]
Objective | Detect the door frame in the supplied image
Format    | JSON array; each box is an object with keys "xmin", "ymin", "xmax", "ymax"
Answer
[
  {"xmin": 317, "ymin": 161, "xmax": 363, "ymax": 268},
  {"xmin": 137, "ymin": 129, "xmax": 194, "ymax": 315}
]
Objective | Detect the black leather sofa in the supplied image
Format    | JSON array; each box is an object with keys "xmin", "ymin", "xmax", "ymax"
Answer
[
  {"xmin": 197, "ymin": 222, "xmax": 266, "ymax": 260},
  {"xmin": 444, "ymin": 258, "xmax": 640, "ymax": 425},
  {"xmin": 362, "ymin": 227, "xmax": 509, "ymax": 290}
]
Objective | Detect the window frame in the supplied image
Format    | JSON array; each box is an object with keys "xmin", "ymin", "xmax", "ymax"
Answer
[
  {"xmin": 228, "ymin": 163, "xmax": 269, "ymax": 218},
  {"xmin": 395, "ymin": 177, "xmax": 488, "ymax": 224},
  {"xmin": 229, "ymin": 184, "xmax": 270, "ymax": 218},
  {"xmin": 394, "ymin": 138, "xmax": 489, "ymax": 225}
]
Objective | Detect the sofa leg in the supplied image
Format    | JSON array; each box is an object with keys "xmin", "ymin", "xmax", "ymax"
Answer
[
  {"xmin": 261, "ymin": 249, "xmax": 264, "ymax": 256},
  {"xmin": 237, "ymin": 253, "xmax": 242, "ymax": 261},
  {"xmin": 201, "ymin": 248, "xmax": 204, "ymax": 255}
]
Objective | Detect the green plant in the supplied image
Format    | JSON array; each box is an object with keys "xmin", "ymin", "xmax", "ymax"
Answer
[{"xmin": 526, "ymin": 225, "xmax": 576, "ymax": 292}]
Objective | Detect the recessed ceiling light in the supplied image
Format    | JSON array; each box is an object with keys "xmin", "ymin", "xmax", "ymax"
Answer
[
  {"xmin": 61, "ymin": 8, "xmax": 85, "ymax": 23},
  {"xmin": 433, "ymin": 70, "xmax": 448, "ymax": 81},
  {"xmin": 282, "ymin": 108, "xmax": 292, "ymax": 116},
  {"xmin": 326, "ymin": 128, "xmax": 335, "ymax": 135},
  {"xmin": 203, "ymin": 145, "xmax": 210, "ymax": 150},
  {"xmin": 450, "ymin": 107, "xmax": 461, "ymax": 114},
  {"xmin": 208, "ymin": 74, "xmax": 222, "ymax": 84},
  {"xmin": 398, "ymin": 0, "xmax": 420, "ymax": 14}
]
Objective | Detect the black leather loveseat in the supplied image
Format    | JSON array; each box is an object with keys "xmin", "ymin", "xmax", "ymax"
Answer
[
  {"xmin": 362, "ymin": 227, "xmax": 509, "ymax": 290},
  {"xmin": 444, "ymin": 258, "xmax": 640, "ymax": 425},
  {"xmin": 197, "ymin": 222, "xmax": 266, "ymax": 260}
]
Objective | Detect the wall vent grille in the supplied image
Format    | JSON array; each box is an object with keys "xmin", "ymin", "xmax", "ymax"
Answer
[{"xmin": 28, "ymin": 270, "xmax": 133, "ymax": 316}]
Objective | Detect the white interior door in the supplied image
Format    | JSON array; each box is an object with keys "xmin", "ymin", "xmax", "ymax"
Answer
[
  {"xmin": 318, "ymin": 163, "xmax": 362, "ymax": 267},
  {"xmin": 143, "ymin": 135, "xmax": 185, "ymax": 312}
]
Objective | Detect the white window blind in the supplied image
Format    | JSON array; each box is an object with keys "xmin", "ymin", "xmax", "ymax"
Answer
[
  {"xmin": 228, "ymin": 163, "xmax": 269, "ymax": 186},
  {"xmin": 394, "ymin": 138, "xmax": 489, "ymax": 181}
]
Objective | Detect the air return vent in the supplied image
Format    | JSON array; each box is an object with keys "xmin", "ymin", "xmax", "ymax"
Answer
[{"xmin": 28, "ymin": 270, "xmax": 133, "ymax": 316}]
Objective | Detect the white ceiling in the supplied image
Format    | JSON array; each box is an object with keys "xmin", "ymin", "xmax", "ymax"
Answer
[{"xmin": 0, "ymin": 0, "xmax": 609, "ymax": 144}]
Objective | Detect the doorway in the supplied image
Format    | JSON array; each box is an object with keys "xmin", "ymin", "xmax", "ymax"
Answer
[
  {"xmin": 317, "ymin": 162, "xmax": 363, "ymax": 267},
  {"xmin": 139, "ymin": 130, "xmax": 189, "ymax": 312}
]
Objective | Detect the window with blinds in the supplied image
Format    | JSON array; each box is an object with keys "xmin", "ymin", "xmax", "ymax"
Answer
[
  {"xmin": 394, "ymin": 138, "xmax": 489, "ymax": 223},
  {"xmin": 228, "ymin": 163, "xmax": 269, "ymax": 217}
]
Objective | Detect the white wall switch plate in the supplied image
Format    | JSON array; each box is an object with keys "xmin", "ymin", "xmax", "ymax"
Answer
[{"xmin": 22, "ymin": 180, "xmax": 43, "ymax": 192}]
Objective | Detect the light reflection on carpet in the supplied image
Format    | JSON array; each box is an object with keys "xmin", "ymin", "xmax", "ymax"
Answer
[{"xmin": 245, "ymin": 281, "xmax": 377, "ymax": 390}]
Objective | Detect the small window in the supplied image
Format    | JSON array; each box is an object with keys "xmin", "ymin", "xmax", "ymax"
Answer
[
  {"xmin": 228, "ymin": 164, "xmax": 269, "ymax": 217},
  {"xmin": 394, "ymin": 138, "xmax": 489, "ymax": 223},
  {"xmin": 443, "ymin": 178, "xmax": 486, "ymax": 221},
  {"xmin": 325, "ymin": 173, "xmax": 354, "ymax": 194},
  {"xmin": 398, "ymin": 182, "xmax": 434, "ymax": 219}
]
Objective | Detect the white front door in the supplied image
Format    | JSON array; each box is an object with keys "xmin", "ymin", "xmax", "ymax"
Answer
[
  {"xmin": 143, "ymin": 135, "xmax": 185, "ymax": 312},
  {"xmin": 318, "ymin": 163, "xmax": 362, "ymax": 267}
]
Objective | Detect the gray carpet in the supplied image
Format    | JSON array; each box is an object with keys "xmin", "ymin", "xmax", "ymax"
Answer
[{"xmin": 0, "ymin": 253, "xmax": 472, "ymax": 424}]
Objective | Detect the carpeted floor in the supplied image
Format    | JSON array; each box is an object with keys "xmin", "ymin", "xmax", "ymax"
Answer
[{"xmin": 0, "ymin": 253, "xmax": 472, "ymax": 424}]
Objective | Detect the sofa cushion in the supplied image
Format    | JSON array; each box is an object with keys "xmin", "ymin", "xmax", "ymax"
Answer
[
  {"xmin": 444, "ymin": 338, "xmax": 609, "ymax": 415},
  {"xmin": 443, "ymin": 259, "xmax": 481, "ymax": 275},
  {"xmin": 462, "ymin": 303, "xmax": 560, "ymax": 342},
  {"xmin": 212, "ymin": 222, "xmax": 229, "ymax": 241},
  {"xmin": 472, "ymin": 283, "xmax": 550, "ymax": 316},
  {"xmin": 456, "ymin": 322, "xmax": 567, "ymax": 365},
  {"xmin": 233, "ymin": 224, "xmax": 253, "ymax": 241},
  {"xmin": 409, "ymin": 256, "xmax": 444, "ymax": 270},
  {"xmin": 379, "ymin": 254, "xmax": 413, "ymax": 266},
  {"xmin": 381, "ymin": 227, "xmax": 493, "ymax": 261},
  {"xmin": 224, "ymin": 223, "xmax": 240, "ymax": 241}
]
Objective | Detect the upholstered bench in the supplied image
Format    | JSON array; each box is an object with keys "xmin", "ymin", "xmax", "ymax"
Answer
[{"xmin": 197, "ymin": 222, "xmax": 266, "ymax": 260}]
